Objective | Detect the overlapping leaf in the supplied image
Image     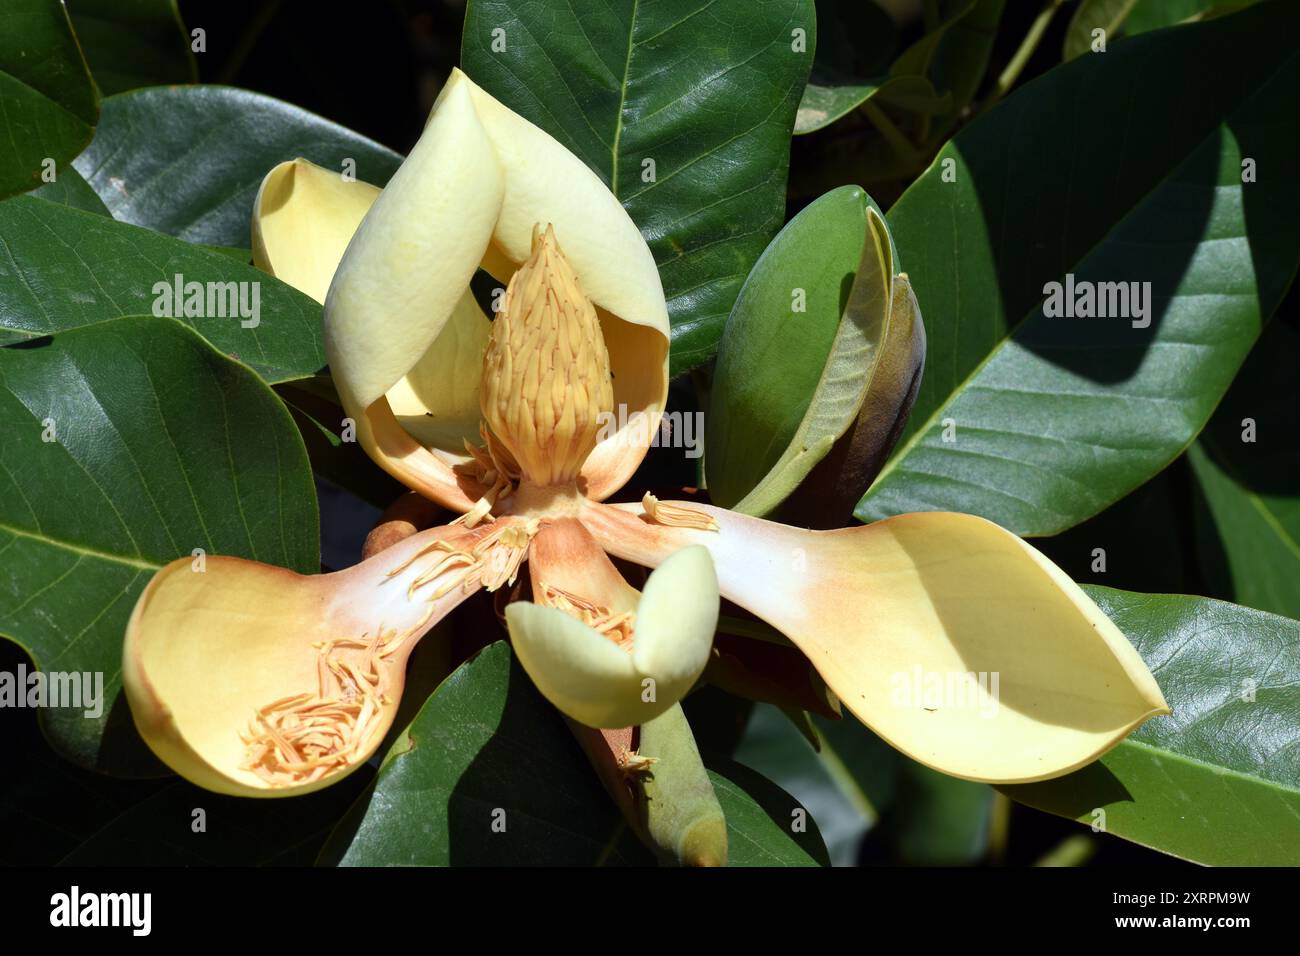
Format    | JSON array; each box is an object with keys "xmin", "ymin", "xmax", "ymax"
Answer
[
  {"xmin": 322, "ymin": 642, "xmax": 827, "ymax": 866},
  {"xmin": 1005, "ymin": 588, "xmax": 1300, "ymax": 865},
  {"xmin": 73, "ymin": 85, "xmax": 403, "ymax": 247},
  {"xmin": 0, "ymin": 317, "xmax": 319, "ymax": 774},
  {"xmin": 66, "ymin": 0, "xmax": 197, "ymax": 95},
  {"xmin": 0, "ymin": 196, "xmax": 325, "ymax": 383},
  {"xmin": 858, "ymin": 2, "xmax": 1300, "ymax": 536},
  {"xmin": 0, "ymin": 0, "xmax": 99, "ymax": 200},
  {"xmin": 461, "ymin": 0, "xmax": 814, "ymax": 375}
]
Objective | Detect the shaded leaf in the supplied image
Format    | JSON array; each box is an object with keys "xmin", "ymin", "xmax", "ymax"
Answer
[
  {"xmin": 461, "ymin": 0, "xmax": 815, "ymax": 376},
  {"xmin": 73, "ymin": 85, "xmax": 402, "ymax": 247},
  {"xmin": 66, "ymin": 0, "xmax": 198, "ymax": 95},
  {"xmin": 0, "ymin": 0, "xmax": 99, "ymax": 200},
  {"xmin": 322, "ymin": 642, "xmax": 825, "ymax": 866},
  {"xmin": 0, "ymin": 317, "xmax": 319, "ymax": 773},
  {"xmin": 1188, "ymin": 319, "xmax": 1300, "ymax": 619},
  {"xmin": 1004, "ymin": 588, "xmax": 1300, "ymax": 866},
  {"xmin": 0, "ymin": 196, "xmax": 326, "ymax": 384},
  {"xmin": 858, "ymin": 3, "xmax": 1300, "ymax": 535},
  {"xmin": 1064, "ymin": 0, "xmax": 1141, "ymax": 61}
]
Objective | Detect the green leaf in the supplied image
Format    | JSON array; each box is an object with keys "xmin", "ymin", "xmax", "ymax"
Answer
[
  {"xmin": 65, "ymin": 0, "xmax": 198, "ymax": 95},
  {"xmin": 73, "ymin": 85, "xmax": 402, "ymax": 247},
  {"xmin": 1188, "ymin": 319, "xmax": 1300, "ymax": 619},
  {"xmin": 0, "ymin": 316, "xmax": 319, "ymax": 774},
  {"xmin": 858, "ymin": 3, "xmax": 1300, "ymax": 536},
  {"xmin": 322, "ymin": 642, "xmax": 826, "ymax": 866},
  {"xmin": 794, "ymin": 0, "xmax": 897, "ymax": 133},
  {"xmin": 31, "ymin": 165, "xmax": 111, "ymax": 216},
  {"xmin": 461, "ymin": 0, "xmax": 815, "ymax": 376},
  {"xmin": 1064, "ymin": 0, "xmax": 1141, "ymax": 60},
  {"xmin": 0, "ymin": 195, "xmax": 326, "ymax": 384},
  {"xmin": 923, "ymin": 0, "xmax": 1004, "ymax": 135},
  {"xmin": 1004, "ymin": 588, "xmax": 1300, "ymax": 866},
  {"xmin": 711, "ymin": 202, "xmax": 899, "ymax": 517},
  {"xmin": 0, "ymin": 0, "xmax": 99, "ymax": 200},
  {"xmin": 707, "ymin": 186, "xmax": 874, "ymax": 506},
  {"xmin": 1125, "ymin": 0, "xmax": 1257, "ymax": 34}
]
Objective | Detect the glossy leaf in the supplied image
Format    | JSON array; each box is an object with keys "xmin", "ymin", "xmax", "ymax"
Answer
[
  {"xmin": 794, "ymin": 0, "xmax": 896, "ymax": 133},
  {"xmin": 322, "ymin": 642, "xmax": 826, "ymax": 866},
  {"xmin": 707, "ymin": 186, "xmax": 876, "ymax": 507},
  {"xmin": 66, "ymin": 0, "xmax": 198, "ymax": 95},
  {"xmin": 0, "ymin": 0, "xmax": 99, "ymax": 200},
  {"xmin": 858, "ymin": 3, "xmax": 1300, "ymax": 535},
  {"xmin": 461, "ymin": 0, "xmax": 815, "ymax": 376},
  {"xmin": 1125, "ymin": 0, "xmax": 1256, "ymax": 34},
  {"xmin": 1004, "ymin": 588, "xmax": 1300, "ymax": 866},
  {"xmin": 0, "ymin": 196, "xmax": 326, "ymax": 384},
  {"xmin": 1064, "ymin": 0, "xmax": 1140, "ymax": 60},
  {"xmin": 1188, "ymin": 319, "xmax": 1300, "ymax": 619},
  {"xmin": 73, "ymin": 85, "xmax": 403, "ymax": 247},
  {"xmin": 0, "ymin": 317, "xmax": 319, "ymax": 774},
  {"xmin": 31, "ymin": 166, "xmax": 111, "ymax": 216}
]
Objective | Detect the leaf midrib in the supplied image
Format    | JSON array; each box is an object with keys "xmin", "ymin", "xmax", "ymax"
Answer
[{"xmin": 0, "ymin": 520, "xmax": 162, "ymax": 572}]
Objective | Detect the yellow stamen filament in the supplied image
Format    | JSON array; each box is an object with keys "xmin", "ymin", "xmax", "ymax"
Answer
[
  {"xmin": 538, "ymin": 582, "xmax": 636, "ymax": 651},
  {"xmin": 641, "ymin": 493, "xmax": 719, "ymax": 532},
  {"xmin": 240, "ymin": 521, "xmax": 540, "ymax": 788}
]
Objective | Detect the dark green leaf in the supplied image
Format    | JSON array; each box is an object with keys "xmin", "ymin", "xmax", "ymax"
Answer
[
  {"xmin": 0, "ymin": 196, "xmax": 326, "ymax": 384},
  {"xmin": 461, "ymin": 0, "xmax": 815, "ymax": 376},
  {"xmin": 322, "ymin": 642, "xmax": 825, "ymax": 866},
  {"xmin": 1189, "ymin": 319, "xmax": 1300, "ymax": 619},
  {"xmin": 1125, "ymin": 0, "xmax": 1257, "ymax": 34},
  {"xmin": 0, "ymin": 317, "xmax": 319, "ymax": 774},
  {"xmin": 794, "ymin": 0, "xmax": 897, "ymax": 133},
  {"xmin": 0, "ymin": 0, "xmax": 99, "ymax": 200},
  {"xmin": 1064, "ymin": 0, "xmax": 1140, "ymax": 60},
  {"xmin": 73, "ymin": 85, "xmax": 402, "ymax": 247},
  {"xmin": 31, "ymin": 165, "xmax": 111, "ymax": 216},
  {"xmin": 1004, "ymin": 588, "xmax": 1300, "ymax": 865},
  {"xmin": 858, "ymin": 3, "xmax": 1300, "ymax": 535},
  {"xmin": 66, "ymin": 0, "xmax": 198, "ymax": 95}
]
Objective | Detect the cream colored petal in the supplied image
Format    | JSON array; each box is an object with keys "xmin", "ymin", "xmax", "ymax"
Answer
[
  {"xmin": 630, "ymin": 545, "xmax": 719, "ymax": 694},
  {"xmin": 508, "ymin": 535, "xmax": 718, "ymax": 729},
  {"xmin": 506, "ymin": 602, "xmax": 644, "ymax": 728},
  {"xmin": 325, "ymin": 76, "xmax": 505, "ymax": 414},
  {"xmin": 123, "ymin": 526, "xmax": 480, "ymax": 797},
  {"xmin": 453, "ymin": 68, "xmax": 670, "ymax": 498},
  {"xmin": 252, "ymin": 158, "xmax": 380, "ymax": 304},
  {"xmin": 355, "ymin": 398, "xmax": 485, "ymax": 513},
  {"xmin": 583, "ymin": 500, "xmax": 1169, "ymax": 784},
  {"xmin": 387, "ymin": 290, "xmax": 491, "ymax": 455}
]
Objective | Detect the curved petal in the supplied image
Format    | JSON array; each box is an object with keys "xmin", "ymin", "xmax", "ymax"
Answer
[
  {"xmin": 325, "ymin": 75, "xmax": 505, "ymax": 414},
  {"xmin": 630, "ymin": 545, "xmax": 719, "ymax": 693},
  {"xmin": 252, "ymin": 158, "xmax": 380, "ymax": 304},
  {"xmin": 123, "ymin": 526, "xmax": 480, "ymax": 797},
  {"xmin": 583, "ymin": 500, "xmax": 1169, "ymax": 784},
  {"xmin": 506, "ymin": 601, "xmax": 645, "ymax": 728},
  {"xmin": 509, "ymin": 519, "xmax": 718, "ymax": 727},
  {"xmin": 454, "ymin": 69, "xmax": 670, "ymax": 498}
]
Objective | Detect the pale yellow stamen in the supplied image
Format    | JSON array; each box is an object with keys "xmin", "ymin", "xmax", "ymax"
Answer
[
  {"xmin": 641, "ymin": 493, "xmax": 719, "ymax": 532},
  {"xmin": 538, "ymin": 582, "xmax": 636, "ymax": 650}
]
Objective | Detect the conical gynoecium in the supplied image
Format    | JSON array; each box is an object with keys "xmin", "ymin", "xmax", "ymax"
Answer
[{"xmin": 480, "ymin": 224, "xmax": 616, "ymax": 487}]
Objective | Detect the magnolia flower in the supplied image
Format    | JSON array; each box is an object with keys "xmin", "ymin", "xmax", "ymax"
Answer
[{"xmin": 123, "ymin": 70, "xmax": 1167, "ymax": 827}]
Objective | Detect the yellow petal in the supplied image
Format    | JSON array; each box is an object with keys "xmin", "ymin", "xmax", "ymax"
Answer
[
  {"xmin": 508, "ymin": 540, "xmax": 718, "ymax": 728},
  {"xmin": 252, "ymin": 158, "xmax": 380, "ymax": 305},
  {"xmin": 123, "ymin": 526, "xmax": 480, "ymax": 797},
  {"xmin": 456, "ymin": 69, "xmax": 670, "ymax": 498},
  {"xmin": 583, "ymin": 501, "xmax": 1169, "ymax": 784},
  {"xmin": 325, "ymin": 75, "xmax": 505, "ymax": 415}
]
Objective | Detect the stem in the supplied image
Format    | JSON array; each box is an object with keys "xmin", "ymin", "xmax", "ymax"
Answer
[
  {"xmin": 980, "ymin": 0, "xmax": 1067, "ymax": 114},
  {"xmin": 860, "ymin": 101, "xmax": 925, "ymax": 169}
]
